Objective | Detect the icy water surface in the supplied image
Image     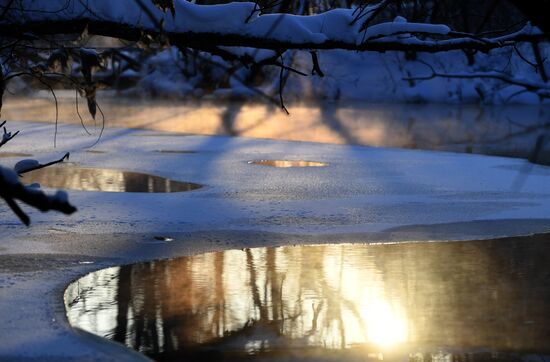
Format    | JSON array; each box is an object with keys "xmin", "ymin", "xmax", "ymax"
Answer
[
  {"xmin": 22, "ymin": 166, "xmax": 202, "ymax": 193},
  {"xmin": 248, "ymin": 160, "xmax": 328, "ymax": 167},
  {"xmin": 66, "ymin": 234, "xmax": 550, "ymax": 361}
]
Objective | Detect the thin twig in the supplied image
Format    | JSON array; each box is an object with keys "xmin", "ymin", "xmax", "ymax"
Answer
[
  {"xmin": 0, "ymin": 126, "xmax": 19, "ymax": 148},
  {"xmin": 4, "ymin": 196, "xmax": 30, "ymax": 226},
  {"xmin": 278, "ymin": 55, "xmax": 289, "ymax": 115},
  {"xmin": 404, "ymin": 70, "xmax": 550, "ymax": 97},
  {"xmin": 86, "ymin": 102, "xmax": 105, "ymax": 148},
  {"xmin": 514, "ymin": 44, "xmax": 538, "ymax": 69},
  {"xmin": 75, "ymin": 88, "xmax": 92, "ymax": 135},
  {"xmin": 310, "ymin": 51, "xmax": 324, "ymax": 77},
  {"xmin": 18, "ymin": 152, "xmax": 70, "ymax": 175}
]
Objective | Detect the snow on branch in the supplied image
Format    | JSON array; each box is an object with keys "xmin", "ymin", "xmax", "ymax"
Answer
[
  {"xmin": 0, "ymin": 166, "xmax": 77, "ymax": 226},
  {"xmin": 15, "ymin": 152, "xmax": 70, "ymax": 175},
  {"xmin": 0, "ymin": 0, "xmax": 545, "ymax": 53}
]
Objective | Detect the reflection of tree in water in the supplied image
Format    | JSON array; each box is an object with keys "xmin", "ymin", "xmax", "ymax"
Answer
[
  {"xmin": 22, "ymin": 167, "xmax": 201, "ymax": 192},
  {"xmin": 404, "ymin": 108, "xmax": 550, "ymax": 165},
  {"xmin": 106, "ymin": 245, "xmax": 370, "ymax": 358},
  {"xmin": 70, "ymin": 235, "xmax": 550, "ymax": 360}
]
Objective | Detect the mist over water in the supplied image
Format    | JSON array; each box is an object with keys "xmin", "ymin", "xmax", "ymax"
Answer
[{"xmin": 4, "ymin": 96, "xmax": 550, "ymax": 164}]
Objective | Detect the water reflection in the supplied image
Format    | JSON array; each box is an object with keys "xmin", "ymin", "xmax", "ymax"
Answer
[
  {"xmin": 66, "ymin": 235, "xmax": 550, "ymax": 361},
  {"xmin": 22, "ymin": 166, "xmax": 202, "ymax": 193},
  {"xmin": 248, "ymin": 160, "xmax": 328, "ymax": 168},
  {"xmin": 0, "ymin": 152, "xmax": 32, "ymax": 158},
  {"xmin": 154, "ymin": 150, "xmax": 197, "ymax": 154}
]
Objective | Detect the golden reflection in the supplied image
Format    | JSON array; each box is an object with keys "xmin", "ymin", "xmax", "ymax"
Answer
[
  {"xmin": 66, "ymin": 235, "xmax": 550, "ymax": 361},
  {"xmin": 22, "ymin": 166, "xmax": 202, "ymax": 193},
  {"xmin": 0, "ymin": 152, "xmax": 32, "ymax": 158},
  {"xmin": 248, "ymin": 160, "xmax": 328, "ymax": 167},
  {"xmin": 154, "ymin": 150, "xmax": 197, "ymax": 154}
]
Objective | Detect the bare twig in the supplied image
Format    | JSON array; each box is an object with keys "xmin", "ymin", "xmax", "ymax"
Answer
[
  {"xmin": 356, "ymin": 0, "xmax": 394, "ymax": 31},
  {"xmin": 278, "ymin": 55, "xmax": 289, "ymax": 115},
  {"xmin": 404, "ymin": 70, "xmax": 550, "ymax": 99},
  {"xmin": 4, "ymin": 71, "xmax": 61, "ymax": 146},
  {"xmin": 0, "ymin": 0, "xmax": 16, "ymax": 21},
  {"xmin": 0, "ymin": 121, "xmax": 19, "ymax": 148},
  {"xmin": 531, "ymin": 41, "xmax": 548, "ymax": 82},
  {"xmin": 514, "ymin": 44, "xmax": 538, "ymax": 69},
  {"xmin": 86, "ymin": 102, "xmax": 105, "ymax": 148},
  {"xmin": 310, "ymin": 51, "xmax": 324, "ymax": 77},
  {"xmin": 18, "ymin": 152, "xmax": 70, "ymax": 175},
  {"xmin": 4, "ymin": 195, "xmax": 30, "ymax": 226},
  {"xmin": 75, "ymin": 88, "xmax": 92, "ymax": 135}
]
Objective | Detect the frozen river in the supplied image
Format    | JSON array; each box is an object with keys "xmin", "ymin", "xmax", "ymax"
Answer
[{"xmin": 1, "ymin": 96, "xmax": 550, "ymax": 361}]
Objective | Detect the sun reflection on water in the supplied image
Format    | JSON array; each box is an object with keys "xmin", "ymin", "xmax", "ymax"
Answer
[
  {"xmin": 66, "ymin": 237, "xmax": 550, "ymax": 361},
  {"xmin": 363, "ymin": 299, "xmax": 408, "ymax": 346}
]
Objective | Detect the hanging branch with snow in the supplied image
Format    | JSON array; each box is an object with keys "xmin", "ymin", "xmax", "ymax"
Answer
[
  {"xmin": 0, "ymin": 0, "xmax": 545, "ymax": 53},
  {"xmin": 0, "ymin": 166, "xmax": 77, "ymax": 226}
]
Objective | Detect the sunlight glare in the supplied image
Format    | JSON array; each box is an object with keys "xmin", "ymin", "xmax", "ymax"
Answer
[{"xmin": 363, "ymin": 299, "xmax": 408, "ymax": 346}]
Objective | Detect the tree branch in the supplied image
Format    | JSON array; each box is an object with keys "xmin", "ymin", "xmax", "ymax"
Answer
[
  {"xmin": 0, "ymin": 1, "xmax": 545, "ymax": 54},
  {"xmin": 0, "ymin": 166, "xmax": 77, "ymax": 226},
  {"xmin": 0, "ymin": 121, "xmax": 20, "ymax": 148},
  {"xmin": 17, "ymin": 152, "xmax": 70, "ymax": 174}
]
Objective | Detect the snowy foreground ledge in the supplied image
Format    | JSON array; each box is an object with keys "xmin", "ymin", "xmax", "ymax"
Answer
[
  {"xmin": 0, "ymin": 121, "xmax": 549, "ymax": 360},
  {"xmin": 1, "ymin": 120, "xmax": 550, "ymax": 237}
]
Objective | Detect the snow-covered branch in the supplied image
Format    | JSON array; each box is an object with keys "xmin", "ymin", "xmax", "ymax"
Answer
[
  {"xmin": 0, "ymin": 0, "xmax": 544, "ymax": 53},
  {"xmin": 15, "ymin": 152, "xmax": 70, "ymax": 175},
  {"xmin": 0, "ymin": 166, "xmax": 77, "ymax": 226}
]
